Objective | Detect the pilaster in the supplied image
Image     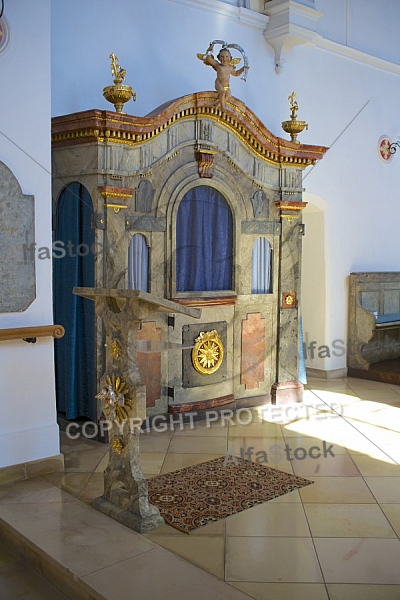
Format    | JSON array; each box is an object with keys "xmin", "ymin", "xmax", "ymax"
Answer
[{"xmin": 272, "ymin": 200, "xmax": 306, "ymax": 403}]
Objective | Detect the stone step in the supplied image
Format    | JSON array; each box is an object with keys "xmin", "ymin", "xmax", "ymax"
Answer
[{"xmin": 0, "ymin": 476, "xmax": 252, "ymax": 600}]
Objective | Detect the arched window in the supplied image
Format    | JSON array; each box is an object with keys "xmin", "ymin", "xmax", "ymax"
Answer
[
  {"xmin": 128, "ymin": 233, "xmax": 149, "ymax": 291},
  {"xmin": 176, "ymin": 186, "xmax": 233, "ymax": 292},
  {"xmin": 251, "ymin": 237, "xmax": 272, "ymax": 293}
]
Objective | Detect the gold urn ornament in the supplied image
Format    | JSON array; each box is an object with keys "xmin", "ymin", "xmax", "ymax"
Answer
[
  {"xmin": 281, "ymin": 92, "xmax": 308, "ymax": 144},
  {"xmin": 103, "ymin": 53, "xmax": 136, "ymax": 113}
]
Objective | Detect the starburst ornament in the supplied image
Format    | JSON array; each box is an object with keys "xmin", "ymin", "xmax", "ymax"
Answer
[{"xmin": 96, "ymin": 375, "xmax": 132, "ymax": 423}]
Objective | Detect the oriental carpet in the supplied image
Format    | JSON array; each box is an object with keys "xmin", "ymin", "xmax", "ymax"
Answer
[{"xmin": 147, "ymin": 456, "xmax": 313, "ymax": 534}]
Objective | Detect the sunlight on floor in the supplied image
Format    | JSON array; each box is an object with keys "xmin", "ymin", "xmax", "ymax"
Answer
[{"xmin": 256, "ymin": 381, "xmax": 400, "ymax": 465}]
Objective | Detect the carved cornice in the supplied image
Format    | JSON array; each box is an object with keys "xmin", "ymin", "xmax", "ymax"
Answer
[
  {"xmin": 275, "ymin": 200, "xmax": 307, "ymax": 211},
  {"xmin": 98, "ymin": 185, "xmax": 135, "ymax": 200},
  {"xmin": 52, "ymin": 92, "xmax": 328, "ymax": 168}
]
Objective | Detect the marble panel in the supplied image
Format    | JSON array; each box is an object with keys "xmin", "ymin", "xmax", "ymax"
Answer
[
  {"xmin": 0, "ymin": 161, "xmax": 35, "ymax": 312},
  {"xmin": 383, "ymin": 289, "xmax": 400, "ymax": 314},
  {"xmin": 137, "ymin": 321, "xmax": 162, "ymax": 408},
  {"xmin": 241, "ymin": 312, "xmax": 266, "ymax": 389},
  {"xmin": 135, "ymin": 179, "xmax": 154, "ymax": 212}
]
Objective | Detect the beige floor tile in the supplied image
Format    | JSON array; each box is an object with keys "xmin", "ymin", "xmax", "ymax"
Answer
[
  {"xmin": 0, "ymin": 561, "xmax": 69, "ymax": 599},
  {"xmin": 303, "ymin": 390, "xmax": 358, "ymax": 410},
  {"xmin": 82, "ymin": 546, "xmax": 253, "ymax": 600},
  {"xmin": 299, "ymin": 477, "xmax": 376, "ymax": 503},
  {"xmin": 231, "ymin": 582, "xmax": 329, "ymax": 600},
  {"xmin": 147, "ymin": 534, "xmax": 225, "ymax": 578},
  {"xmin": 346, "ymin": 379, "xmax": 396, "ymax": 391},
  {"xmin": 168, "ymin": 435, "xmax": 227, "ymax": 454},
  {"xmin": 141, "ymin": 425, "xmax": 175, "ymax": 437},
  {"xmin": 228, "ymin": 422, "xmax": 283, "ymax": 437},
  {"xmin": 350, "ymin": 454, "xmax": 400, "ymax": 477},
  {"xmin": 340, "ymin": 400, "xmax": 391, "ymax": 418},
  {"xmin": 77, "ymin": 472, "xmax": 104, "ymax": 504},
  {"xmin": 306, "ymin": 378, "xmax": 352, "ymax": 390},
  {"xmin": 0, "ymin": 499, "xmax": 159, "ymax": 578},
  {"xmin": 257, "ymin": 403, "xmax": 319, "ymax": 426},
  {"xmin": 230, "ymin": 407, "xmax": 266, "ymax": 423},
  {"xmin": 282, "ymin": 418, "xmax": 357, "ymax": 442},
  {"xmin": 227, "ymin": 434, "xmax": 285, "ymax": 454},
  {"xmin": 291, "ymin": 454, "xmax": 360, "ymax": 477},
  {"xmin": 222, "ymin": 452, "xmax": 295, "ymax": 474},
  {"xmin": 139, "ymin": 452, "xmax": 166, "ymax": 475},
  {"xmin": 225, "ymin": 502, "xmax": 310, "ymax": 537},
  {"xmin": 46, "ymin": 471, "xmax": 92, "ymax": 497},
  {"xmin": 364, "ymin": 477, "xmax": 400, "ymax": 502},
  {"xmin": 327, "ymin": 584, "xmax": 400, "ymax": 600},
  {"xmin": 170, "ymin": 417, "xmax": 231, "ymax": 436},
  {"xmin": 304, "ymin": 503, "xmax": 396, "ymax": 538},
  {"xmin": 0, "ymin": 476, "xmax": 76, "ymax": 504},
  {"xmin": 144, "ymin": 518, "xmax": 225, "ymax": 537},
  {"xmin": 345, "ymin": 438, "xmax": 400, "ymax": 458},
  {"xmin": 269, "ymin": 489, "xmax": 301, "ymax": 503},
  {"xmin": 281, "ymin": 434, "xmax": 349, "ymax": 455},
  {"xmin": 94, "ymin": 452, "xmax": 109, "ymax": 472},
  {"xmin": 161, "ymin": 453, "xmax": 222, "ymax": 473},
  {"xmin": 137, "ymin": 432, "xmax": 172, "ymax": 452},
  {"xmin": 63, "ymin": 448, "xmax": 108, "ymax": 472},
  {"xmin": 356, "ymin": 390, "xmax": 400, "ymax": 401},
  {"xmin": 225, "ymin": 537, "xmax": 323, "ymax": 582},
  {"xmin": 370, "ymin": 407, "xmax": 400, "ymax": 432},
  {"xmin": 314, "ymin": 538, "xmax": 400, "ymax": 583},
  {"xmin": 380, "ymin": 504, "xmax": 400, "ymax": 536}
]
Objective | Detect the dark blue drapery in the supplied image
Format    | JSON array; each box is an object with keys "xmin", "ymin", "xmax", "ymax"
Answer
[
  {"xmin": 176, "ymin": 186, "xmax": 233, "ymax": 291},
  {"xmin": 54, "ymin": 182, "xmax": 95, "ymax": 420}
]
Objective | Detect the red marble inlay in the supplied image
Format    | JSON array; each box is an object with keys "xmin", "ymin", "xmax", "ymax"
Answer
[
  {"xmin": 241, "ymin": 313, "xmax": 266, "ymax": 390},
  {"xmin": 137, "ymin": 321, "xmax": 161, "ymax": 408}
]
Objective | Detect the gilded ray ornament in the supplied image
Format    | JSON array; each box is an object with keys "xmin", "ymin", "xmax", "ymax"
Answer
[{"xmin": 192, "ymin": 330, "xmax": 224, "ymax": 375}]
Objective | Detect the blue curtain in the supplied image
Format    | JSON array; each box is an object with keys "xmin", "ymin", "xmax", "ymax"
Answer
[
  {"xmin": 176, "ymin": 186, "xmax": 233, "ymax": 291},
  {"xmin": 54, "ymin": 182, "xmax": 96, "ymax": 420},
  {"xmin": 128, "ymin": 234, "xmax": 149, "ymax": 291},
  {"xmin": 251, "ymin": 237, "xmax": 272, "ymax": 293}
]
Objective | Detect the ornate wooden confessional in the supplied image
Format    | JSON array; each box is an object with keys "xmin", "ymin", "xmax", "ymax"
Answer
[{"xmin": 51, "ymin": 92, "xmax": 327, "ymax": 420}]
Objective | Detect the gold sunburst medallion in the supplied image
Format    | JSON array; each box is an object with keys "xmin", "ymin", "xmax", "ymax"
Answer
[{"xmin": 192, "ymin": 330, "xmax": 224, "ymax": 375}]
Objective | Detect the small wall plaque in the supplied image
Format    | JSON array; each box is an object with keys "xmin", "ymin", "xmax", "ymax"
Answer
[{"xmin": 282, "ymin": 291, "xmax": 297, "ymax": 309}]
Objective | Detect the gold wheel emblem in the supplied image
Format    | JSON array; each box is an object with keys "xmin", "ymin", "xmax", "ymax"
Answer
[{"xmin": 192, "ymin": 330, "xmax": 224, "ymax": 375}]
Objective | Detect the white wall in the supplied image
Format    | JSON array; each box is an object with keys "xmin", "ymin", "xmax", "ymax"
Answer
[
  {"xmin": 50, "ymin": 0, "xmax": 400, "ymax": 375},
  {"xmin": 0, "ymin": 0, "xmax": 60, "ymax": 467}
]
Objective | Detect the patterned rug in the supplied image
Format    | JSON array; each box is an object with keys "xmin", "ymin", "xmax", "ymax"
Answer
[{"xmin": 147, "ymin": 456, "xmax": 313, "ymax": 534}]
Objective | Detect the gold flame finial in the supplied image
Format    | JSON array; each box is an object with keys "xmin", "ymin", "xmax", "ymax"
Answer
[
  {"xmin": 103, "ymin": 53, "xmax": 136, "ymax": 114},
  {"xmin": 281, "ymin": 91, "xmax": 308, "ymax": 144}
]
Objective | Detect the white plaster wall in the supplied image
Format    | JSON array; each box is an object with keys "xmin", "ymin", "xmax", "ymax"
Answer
[
  {"xmin": 0, "ymin": 0, "xmax": 60, "ymax": 467},
  {"xmin": 50, "ymin": 0, "xmax": 400, "ymax": 375},
  {"xmin": 317, "ymin": 0, "xmax": 400, "ymax": 66}
]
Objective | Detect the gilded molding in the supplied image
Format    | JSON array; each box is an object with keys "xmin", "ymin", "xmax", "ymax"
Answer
[
  {"xmin": 104, "ymin": 203, "xmax": 128, "ymax": 213},
  {"xmin": 52, "ymin": 93, "xmax": 328, "ymax": 169},
  {"xmin": 98, "ymin": 185, "xmax": 135, "ymax": 200}
]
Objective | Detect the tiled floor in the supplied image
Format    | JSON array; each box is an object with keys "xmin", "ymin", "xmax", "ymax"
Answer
[{"xmin": 2, "ymin": 376, "xmax": 400, "ymax": 599}]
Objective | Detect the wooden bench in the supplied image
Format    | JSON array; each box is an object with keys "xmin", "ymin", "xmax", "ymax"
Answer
[{"xmin": 348, "ymin": 272, "xmax": 400, "ymax": 371}]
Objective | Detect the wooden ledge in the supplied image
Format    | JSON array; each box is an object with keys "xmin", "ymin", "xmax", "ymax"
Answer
[
  {"xmin": 0, "ymin": 325, "xmax": 65, "ymax": 343},
  {"xmin": 173, "ymin": 296, "xmax": 237, "ymax": 307}
]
